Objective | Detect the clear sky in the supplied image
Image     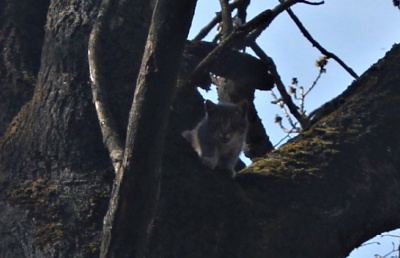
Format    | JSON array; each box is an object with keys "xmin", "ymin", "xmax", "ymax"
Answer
[{"xmin": 188, "ymin": 1, "xmax": 400, "ymax": 257}]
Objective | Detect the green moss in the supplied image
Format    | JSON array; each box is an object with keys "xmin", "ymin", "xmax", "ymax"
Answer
[
  {"xmin": 241, "ymin": 125, "xmax": 341, "ymax": 177},
  {"xmin": 82, "ymin": 240, "xmax": 100, "ymax": 254},
  {"xmin": 33, "ymin": 222, "xmax": 64, "ymax": 247},
  {"xmin": 9, "ymin": 178, "xmax": 61, "ymax": 206},
  {"xmin": 0, "ymin": 101, "xmax": 30, "ymax": 147},
  {"xmin": 9, "ymin": 178, "xmax": 63, "ymax": 247}
]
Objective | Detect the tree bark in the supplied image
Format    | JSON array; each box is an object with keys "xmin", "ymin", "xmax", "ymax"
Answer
[
  {"xmin": 0, "ymin": 0, "xmax": 152, "ymax": 257},
  {"xmin": 0, "ymin": 0, "xmax": 49, "ymax": 136},
  {"xmin": 100, "ymin": 0, "xmax": 197, "ymax": 257}
]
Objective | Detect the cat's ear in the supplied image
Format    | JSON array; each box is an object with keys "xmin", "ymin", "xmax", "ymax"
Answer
[
  {"xmin": 236, "ymin": 99, "xmax": 248, "ymax": 117},
  {"xmin": 204, "ymin": 100, "xmax": 217, "ymax": 115},
  {"xmin": 182, "ymin": 130, "xmax": 193, "ymax": 143}
]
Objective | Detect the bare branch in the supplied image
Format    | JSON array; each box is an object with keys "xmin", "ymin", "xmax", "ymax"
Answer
[
  {"xmin": 300, "ymin": 0, "xmax": 324, "ymax": 5},
  {"xmin": 191, "ymin": 0, "xmax": 302, "ymax": 82},
  {"xmin": 274, "ymin": 115, "xmax": 300, "ymax": 134},
  {"xmin": 290, "ymin": 80, "xmax": 305, "ymax": 114},
  {"xmin": 88, "ymin": 0, "xmax": 124, "ymax": 173},
  {"xmin": 219, "ymin": 0, "xmax": 234, "ymax": 40},
  {"xmin": 304, "ymin": 67, "xmax": 324, "ymax": 98},
  {"xmin": 283, "ymin": 4, "xmax": 359, "ymax": 79},
  {"xmin": 394, "ymin": 0, "xmax": 400, "ymax": 9},
  {"xmin": 236, "ymin": 0, "xmax": 250, "ymax": 24},
  {"xmin": 235, "ymin": 0, "xmax": 250, "ymax": 51},
  {"xmin": 250, "ymin": 42, "xmax": 310, "ymax": 129},
  {"xmin": 193, "ymin": 1, "xmax": 242, "ymax": 41},
  {"xmin": 273, "ymin": 133, "xmax": 293, "ymax": 148},
  {"xmin": 193, "ymin": 15, "xmax": 221, "ymax": 41},
  {"xmin": 243, "ymin": 0, "xmax": 303, "ymax": 45},
  {"xmin": 270, "ymin": 91, "xmax": 297, "ymax": 129}
]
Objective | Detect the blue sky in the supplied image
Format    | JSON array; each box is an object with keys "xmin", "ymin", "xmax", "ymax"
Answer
[{"xmin": 188, "ymin": 1, "xmax": 400, "ymax": 257}]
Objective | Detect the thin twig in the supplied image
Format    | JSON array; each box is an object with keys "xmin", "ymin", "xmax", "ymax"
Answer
[
  {"xmin": 270, "ymin": 90, "xmax": 297, "ymax": 129},
  {"xmin": 194, "ymin": 16, "xmax": 221, "ymax": 41},
  {"xmin": 304, "ymin": 68, "xmax": 324, "ymax": 97},
  {"xmin": 193, "ymin": 1, "xmax": 242, "ymax": 41},
  {"xmin": 250, "ymin": 42, "xmax": 310, "ymax": 129},
  {"xmin": 380, "ymin": 234, "xmax": 400, "ymax": 238},
  {"xmin": 300, "ymin": 0, "xmax": 324, "ymax": 5},
  {"xmin": 243, "ymin": 0, "xmax": 303, "ymax": 45},
  {"xmin": 295, "ymin": 83, "xmax": 305, "ymax": 114},
  {"xmin": 283, "ymin": 4, "xmax": 359, "ymax": 79},
  {"xmin": 273, "ymin": 133, "xmax": 293, "ymax": 148}
]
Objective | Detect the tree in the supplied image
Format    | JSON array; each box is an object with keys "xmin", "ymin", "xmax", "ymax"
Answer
[
  {"xmin": 0, "ymin": 0, "xmax": 399, "ymax": 257},
  {"xmin": 89, "ymin": 0, "xmax": 197, "ymax": 257}
]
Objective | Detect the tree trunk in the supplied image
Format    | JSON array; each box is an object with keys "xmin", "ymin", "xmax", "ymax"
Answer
[
  {"xmin": 0, "ymin": 0, "xmax": 400, "ymax": 257},
  {"xmin": 99, "ymin": 0, "xmax": 197, "ymax": 257},
  {"xmin": 0, "ymin": 0, "xmax": 152, "ymax": 257}
]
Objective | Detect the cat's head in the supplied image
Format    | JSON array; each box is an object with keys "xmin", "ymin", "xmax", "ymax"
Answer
[{"xmin": 205, "ymin": 99, "xmax": 248, "ymax": 144}]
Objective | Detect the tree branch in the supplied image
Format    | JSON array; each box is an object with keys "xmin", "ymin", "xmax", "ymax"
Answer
[
  {"xmin": 193, "ymin": 1, "xmax": 242, "ymax": 41},
  {"xmin": 284, "ymin": 4, "xmax": 359, "ymax": 79},
  {"xmin": 100, "ymin": 0, "xmax": 197, "ymax": 257},
  {"xmin": 182, "ymin": 41, "xmax": 274, "ymax": 91},
  {"xmin": 236, "ymin": 0, "xmax": 250, "ymax": 24},
  {"xmin": 190, "ymin": 0, "xmax": 302, "ymax": 82},
  {"xmin": 219, "ymin": 0, "xmax": 234, "ymax": 40},
  {"xmin": 300, "ymin": 0, "xmax": 324, "ymax": 5},
  {"xmin": 88, "ymin": 0, "xmax": 124, "ymax": 173},
  {"xmin": 193, "ymin": 15, "xmax": 221, "ymax": 41},
  {"xmin": 250, "ymin": 42, "xmax": 310, "ymax": 129},
  {"xmin": 242, "ymin": 0, "xmax": 303, "ymax": 45}
]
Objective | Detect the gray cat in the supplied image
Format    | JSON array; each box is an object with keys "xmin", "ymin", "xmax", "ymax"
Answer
[{"xmin": 182, "ymin": 99, "xmax": 248, "ymax": 177}]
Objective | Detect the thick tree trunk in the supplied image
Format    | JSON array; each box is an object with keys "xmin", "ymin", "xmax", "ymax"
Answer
[
  {"xmin": 100, "ymin": 0, "xmax": 197, "ymax": 257},
  {"xmin": 0, "ymin": 1, "xmax": 111, "ymax": 257},
  {"xmin": 0, "ymin": 0, "xmax": 152, "ymax": 257}
]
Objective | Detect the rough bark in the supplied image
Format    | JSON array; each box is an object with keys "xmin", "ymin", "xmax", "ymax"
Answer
[
  {"xmin": 0, "ymin": 0, "xmax": 152, "ymax": 257},
  {"xmin": 100, "ymin": 0, "xmax": 197, "ymax": 257},
  {"xmin": 0, "ymin": 1, "xmax": 111, "ymax": 256},
  {"xmin": 0, "ymin": 0, "xmax": 49, "ymax": 136}
]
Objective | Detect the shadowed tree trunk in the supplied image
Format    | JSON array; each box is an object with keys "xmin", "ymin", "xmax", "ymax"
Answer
[
  {"xmin": 1, "ymin": 0, "xmax": 400, "ymax": 258},
  {"xmin": 99, "ymin": 0, "xmax": 197, "ymax": 257},
  {"xmin": 0, "ymin": 0, "xmax": 153, "ymax": 256}
]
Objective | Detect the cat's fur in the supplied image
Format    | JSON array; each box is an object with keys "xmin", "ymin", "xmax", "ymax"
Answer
[{"xmin": 182, "ymin": 99, "xmax": 248, "ymax": 177}]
